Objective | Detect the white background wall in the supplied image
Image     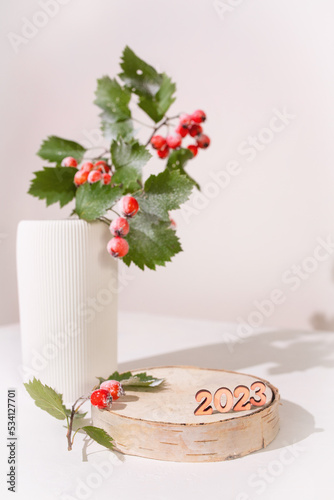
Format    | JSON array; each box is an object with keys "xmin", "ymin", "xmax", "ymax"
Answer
[{"xmin": 1, "ymin": 0, "xmax": 334, "ymax": 330}]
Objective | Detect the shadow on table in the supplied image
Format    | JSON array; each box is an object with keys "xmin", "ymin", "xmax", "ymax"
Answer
[
  {"xmin": 119, "ymin": 328, "xmax": 334, "ymax": 376},
  {"xmin": 119, "ymin": 329, "xmax": 328, "ymax": 453},
  {"xmin": 256, "ymin": 398, "xmax": 323, "ymax": 455}
]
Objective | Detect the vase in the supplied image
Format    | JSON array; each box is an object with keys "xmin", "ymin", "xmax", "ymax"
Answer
[{"xmin": 16, "ymin": 219, "xmax": 118, "ymax": 403}]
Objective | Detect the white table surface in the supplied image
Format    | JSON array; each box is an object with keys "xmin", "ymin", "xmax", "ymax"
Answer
[{"xmin": 1, "ymin": 312, "xmax": 334, "ymax": 500}]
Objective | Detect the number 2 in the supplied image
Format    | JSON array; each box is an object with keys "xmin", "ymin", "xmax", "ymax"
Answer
[
  {"xmin": 233, "ymin": 385, "xmax": 251, "ymax": 411},
  {"xmin": 194, "ymin": 390, "xmax": 213, "ymax": 415}
]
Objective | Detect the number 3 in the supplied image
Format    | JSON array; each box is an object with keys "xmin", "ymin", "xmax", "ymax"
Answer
[{"xmin": 250, "ymin": 381, "xmax": 266, "ymax": 407}]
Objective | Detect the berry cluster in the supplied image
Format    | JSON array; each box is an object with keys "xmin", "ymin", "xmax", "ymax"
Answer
[
  {"xmin": 150, "ymin": 109, "xmax": 210, "ymax": 159},
  {"xmin": 61, "ymin": 157, "xmax": 112, "ymax": 187},
  {"xmin": 90, "ymin": 379, "xmax": 125, "ymax": 410},
  {"xmin": 106, "ymin": 195, "xmax": 139, "ymax": 259}
]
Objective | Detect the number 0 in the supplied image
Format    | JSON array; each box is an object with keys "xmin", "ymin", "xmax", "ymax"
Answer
[{"xmin": 214, "ymin": 387, "xmax": 233, "ymax": 413}]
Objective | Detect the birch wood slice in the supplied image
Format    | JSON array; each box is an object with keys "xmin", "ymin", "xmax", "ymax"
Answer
[{"xmin": 92, "ymin": 366, "xmax": 280, "ymax": 462}]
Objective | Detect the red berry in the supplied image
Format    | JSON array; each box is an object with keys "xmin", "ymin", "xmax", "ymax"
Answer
[
  {"xmin": 150, "ymin": 135, "xmax": 167, "ymax": 150},
  {"xmin": 90, "ymin": 389, "xmax": 113, "ymax": 410},
  {"xmin": 107, "ymin": 237, "xmax": 129, "ymax": 258},
  {"xmin": 169, "ymin": 217, "xmax": 177, "ymax": 229},
  {"xmin": 196, "ymin": 134, "xmax": 211, "ymax": 149},
  {"xmin": 166, "ymin": 134, "xmax": 182, "ymax": 149},
  {"xmin": 191, "ymin": 110, "xmax": 206, "ymax": 123},
  {"xmin": 88, "ymin": 170, "xmax": 102, "ymax": 183},
  {"xmin": 179, "ymin": 113, "xmax": 192, "ymax": 129},
  {"xmin": 188, "ymin": 124, "xmax": 203, "ymax": 137},
  {"xmin": 61, "ymin": 157, "xmax": 78, "ymax": 168},
  {"xmin": 74, "ymin": 170, "xmax": 89, "ymax": 186},
  {"xmin": 157, "ymin": 146, "xmax": 170, "ymax": 159},
  {"xmin": 102, "ymin": 173, "xmax": 112, "ymax": 185},
  {"xmin": 109, "ymin": 217, "xmax": 129, "ymax": 237},
  {"xmin": 80, "ymin": 162, "xmax": 95, "ymax": 173},
  {"xmin": 175, "ymin": 125, "xmax": 188, "ymax": 138},
  {"xmin": 121, "ymin": 196, "xmax": 139, "ymax": 217},
  {"xmin": 95, "ymin": 160, "xmax": 110, "ymax": 173},
  {"xmin": 100, "ymin": 380, "xmax": 125, "ymax": 400},
  {"xmin": 187, "ymin": 145, "xmax": 198, "ymax": 157}
]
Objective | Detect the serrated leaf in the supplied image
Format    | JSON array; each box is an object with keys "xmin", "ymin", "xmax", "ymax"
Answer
[
  {"xmin": 167, "ymin": 148, "xmax": 200, "ymax": 190},
  {"xmin": 139, "ymin": 169, "xmax": 193, "ymax": 221},
  {"xmin": 97, "ymin": 371, "xmax": 164, "ymax": 387},
  {"xmin": 123, "ymin": 210, "xmax": 182, "ymax": 270},
  {"xmin": 111, "ymin": 138, "xmax": 151, "ymax": 191},
  {"xmin": 82, "ymin": 426, "xmax": 114, "ymax": 450},
  {"xmin": 119, "ymin": 46, "xmax": 162, "ymax": 97},
  {"xmin": 101, "ymin": 117, "xmax": 134, "ymax": 141},
  {"xmin": 28, "ymin": 166, "xmax": 77, "ymax": 207},
  {"xmin": 138, "ymin": 74, "xmax": 176, "ymax": 122},
  {"xmin": 75, "ymin": 182, "xmax": 122, "ymax": 221},
  {"xmin": 119, "ymin": 46, "xmax": 176, "ymax": 122},
  {"xmin": 94, "ymin": 76, "xmax": 131, "ymax": 121},
  {"xmin": 24, "ymin": 378, "xmax": 68, "ymax": 420},
  {"xmin": 37, "ymin": 136, "xmax": 86, "ymax": 164}
]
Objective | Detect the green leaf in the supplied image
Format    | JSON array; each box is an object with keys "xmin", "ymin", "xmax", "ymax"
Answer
[
  {"xmin": 111, "ymin": 138, "xmax": 151, "ymax": 191},
  {"xmin": 123, "ymin": 210, "xmax": 182, "ymax": 270},
  {"xmin": 138, "ymin": 74, "xmax": 176, "ymax": 123},
  {"xmin": 94, "ymin": 76, "xmax": 131, "ymax": 121},
  {"xmin": 119, "ymin": 46, "xmax": 176, "ymax": 122},
  {"xmin": 101, "ymin": 117, "xmax": 134, "ymax": 142},
  {"xmin": 119, "ymin": 46, "xmax": 162, "ymax": 97},
  {"xmin": 75, "ymin": 182, "xmax": 122, "ymax": 221},
  {"xmin": 140, "ymin": 169, "xmax": 193, "ymax": 221},
  {"xmin": 97, "ymin": 371, "xmax": 164, "ymax": 387},
  {"xmin": 28, "ymin": 166, "xmax": 77, "ymax": 207},
  {"xmin": 82, "ymin": 426, "xmax": 114, "ymax": 450},
  {"xmin": 167, "ymin": 148, "xmax": 200, "ymax": 190},
  {"xmin": 95, "ymin": 77, "xmax": 134, "ymax": 141},
  {"xmin": 24, "ymin": 378, "xmax": 68, "ymax": 420},
  {"xmin": 37, "ymin": 136, "xmax": 86, "ymax": 164}
]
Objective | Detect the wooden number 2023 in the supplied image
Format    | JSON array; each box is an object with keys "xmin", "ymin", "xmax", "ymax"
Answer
[{"xmin": 194, "ymin": 381, "xmax": 266, "ymax": 416}]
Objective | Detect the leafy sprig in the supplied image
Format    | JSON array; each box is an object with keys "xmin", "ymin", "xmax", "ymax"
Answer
[
  {"xmin": 24, "ymin": 371, "xmax": 164, "ymax": 452},
  {"xmin": 28, "ymin": 46, "xmax": 207, "ymax": 270}
]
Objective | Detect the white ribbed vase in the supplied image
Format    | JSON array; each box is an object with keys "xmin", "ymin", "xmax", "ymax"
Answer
[{"xmin": 17, "ymin": 220, "xmax": 118, "ymax": 403}]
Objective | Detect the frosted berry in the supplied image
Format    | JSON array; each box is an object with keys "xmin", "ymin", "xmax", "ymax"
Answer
[
  {"xmin": 179, "ymin": 113, "xmax": 192, "ymax": 129},
  {"xmin": 74, "ymin": 170, "xmax": 89, "ymax": 186},
  {"xmin": 188, "ymin": 124, "xmax": 203, "ymax": 137},
  {"xmin": 95, "ymin": 160, "xmax": 110, "ymax": 173},
  {"xmin": 109, "ymin": 217, "xmax": 129, "ymax": 237},
  {"xmin": 196, "ymin": 134, "xmax": 211, "ymax": 149},
  {"xmin": 121, "ymin": 196, "xmax": 139, "ymax": 217},
  {"xmin": 187, "ymin": 145, "xmax": 198, "ymax": 157},
  {"xmin": 175, "ymin": 124, "xmax": 188, "ymax": 138},
  {"xmin": 191, "ymin": 110, "xmax": 206, "ymax": 123},
  {"xmin": 102, "ymin": 173, "xmax": 112, "ymax": 185},
  {"xmin": 88, "ymin": 170, "xmax": 102, "ymax": 183},
  {"xmin": 61, "ymin": 157, "xmax": 78, "ymax": 168},
  {"xmin": 166, "ymin": 134, "xmax": 182, "ymax": 149},
  {"xmin": 100, "ymin": 380, "xmax": 125, "ymax": 401},
  {"xmin": 169, "ymin": 217, "xmax": 177, "ymax": 229},
  {"xmin": 107, "ymin": 237, "xmax": 129, "ymax": 258},
  {"xmin": 90, "ymin": 389, "xmax": 113, "ymax": 410},
  {"xmin": 157, "ymin": 146, "xmax": 170, "ymax": 159},
  {"xmin": 80, "ymin": 162, "xmax": 95, "ymax": 173},
  {"xmin": 150, "ymin": 135, "xmax": 167, "ymax": 150}
]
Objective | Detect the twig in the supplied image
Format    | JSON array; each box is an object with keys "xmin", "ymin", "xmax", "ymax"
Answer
[
  {"xmin": 145, "ymin": 114, "xmax": 180, "ymax": 146},
  {"xmin": 66, "ymin": 396, "xmax": 88, "ymax": 451},
  {"xmin": 132, "ymin": 117, "xmax": 155, "ymax": 129}
]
